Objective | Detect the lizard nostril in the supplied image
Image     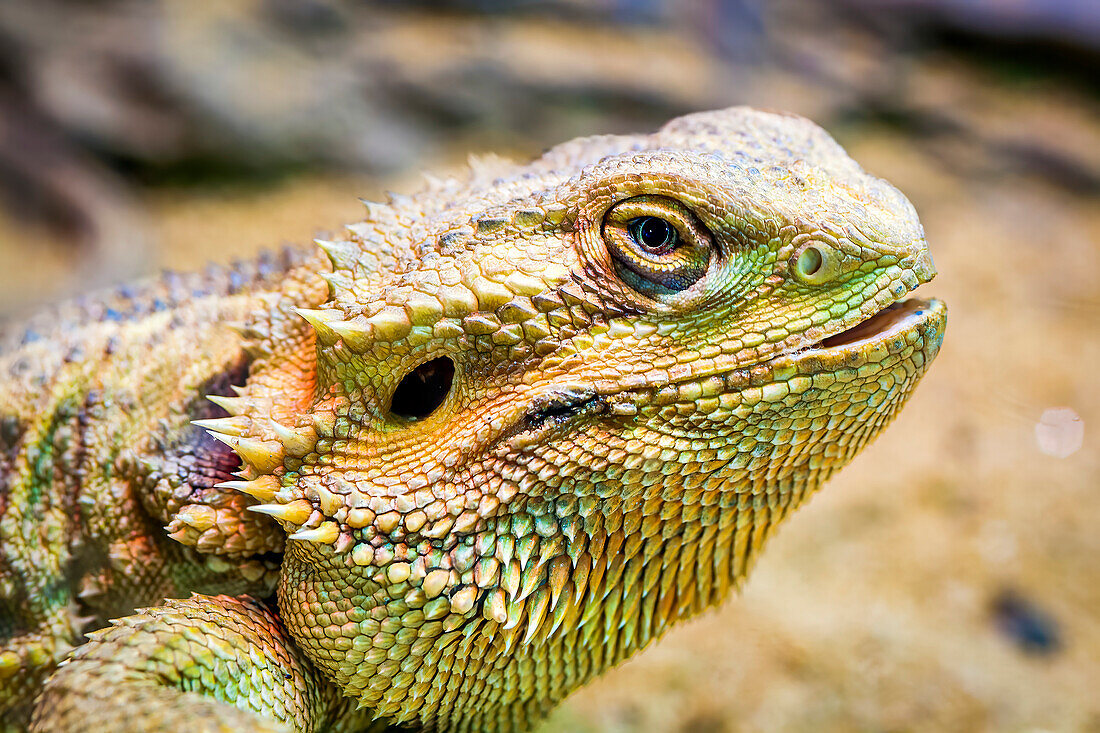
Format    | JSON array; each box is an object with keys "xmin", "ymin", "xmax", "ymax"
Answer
[
  {"xmin": 791, "ymin": 242, "xmax": 840, "ymax": 285},
  {"xmin": 391, "ymin": 357, "xmax": 455, "ymax": 422},
  {"xmin": 797, "ymin": 245, "xmax": 823, "ymax": 276}
]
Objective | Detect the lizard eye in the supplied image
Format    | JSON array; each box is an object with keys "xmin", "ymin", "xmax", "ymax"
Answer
[
  {"xmin": 602, "ymin": 195, "xmax": 713, "ymax": 297},
  {"xmin": 629, "ymin": 216, "xmax": 678, "ymax": 253}
]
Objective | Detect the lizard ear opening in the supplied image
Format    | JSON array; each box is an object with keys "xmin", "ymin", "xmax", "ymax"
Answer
[{"xmin": 391, "ymin": 357, "xmax": 455, "ymax": 422}]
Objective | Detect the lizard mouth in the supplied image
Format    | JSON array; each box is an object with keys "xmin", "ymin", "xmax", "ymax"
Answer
[
  {"xmin": 790, "ymin": 296, "xmax": 945, "ymax": 363},
  {"xmin": 814, "ymin": 298, "xmax": 931, "ymax": 350},
  {"xmin": 506, "ymin": 297, "xmax": 945, "ymax": 445}
]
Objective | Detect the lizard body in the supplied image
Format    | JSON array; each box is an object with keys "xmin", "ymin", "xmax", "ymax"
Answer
[{"xmin": 0, "ymin": 108, "xmax": 945, "ymax": 732}]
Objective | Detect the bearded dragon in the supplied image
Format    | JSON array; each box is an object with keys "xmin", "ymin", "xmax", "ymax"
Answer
[{"xmin": 0, "ymin": 107, "xmax": 945, "ymax": 732}]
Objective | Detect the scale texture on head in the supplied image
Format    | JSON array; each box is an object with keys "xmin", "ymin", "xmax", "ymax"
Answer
[{"xmin": 3, "ymin": 107, "xmax": 944, "ymax": 732}]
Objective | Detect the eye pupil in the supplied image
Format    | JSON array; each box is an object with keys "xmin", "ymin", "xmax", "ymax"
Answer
[{"xmin": 630, "ymin": 217, "xmax": 676, "ymax": 252}]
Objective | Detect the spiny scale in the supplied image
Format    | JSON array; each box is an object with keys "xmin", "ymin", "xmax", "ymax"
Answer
[
  {"xmin": 215, "ymin": 477, "xmax": 279, "ymax": 502},
  {"xmin": 249, "ymin": 500, "xmax": 313, "ymax": 527},
  {"xmin": 207, "ymin": 434, "xmax": 284, "ymax": 475},
  {"xmin": 289, "ymin": 522, "xmax": 339, "ymax": 544}
]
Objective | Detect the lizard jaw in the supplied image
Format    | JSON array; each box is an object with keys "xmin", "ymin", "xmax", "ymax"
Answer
[
  {"xmin": 805, "ymin": 297, "xmax": 943, "ymax": 354},
  {"xmin": 507, "ymin": 298, "xmax": 945, "ymax": 443}
]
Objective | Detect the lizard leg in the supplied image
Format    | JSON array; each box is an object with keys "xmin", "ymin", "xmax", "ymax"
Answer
[{"xmin": 30, "ymin": 594, "xmax": 377, "ymax": 733}]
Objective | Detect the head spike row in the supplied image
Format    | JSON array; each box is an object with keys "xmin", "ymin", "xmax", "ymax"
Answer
[
  {"xmin": 175, "ymin": 505, "xmax": 217, "ymax": 532},
  {"xmin": 317, "ymin": 271, "xmax": 343, "ymax": 297},
  {"xmin": 215, "ymin": 476, "xmax": 280, "ymax": 503},
  {"xmin": 516, "ymin": 533, "xmax": 538, "ymax": 570},
  {"xmin": 191, "ymin": 415, "xmax": 251, "ymax": 437},
  {"xmin": 308, "ymin": 481, "xmax": 343, "ymax": 517},
  {"xmin": 502, "ymin": 560, "xmax": 521, "ymax": 601},
  {"xmin": 205, "ymin": 394, "xmax": 252, "ymax": 416},
  {"xmin": 358, "ymin": 198, "xmax": 393, "ymax": 219},
  {"xmin": 294, "ymin": 307, "xmax": 376, "ymax": 352},
  {"xmin": 268, "ymin": 420, "xmax": 318, "ymax": 458},
  {"xmin": 466, "ymin": 152, "xmax": 513, "ymax": 178},
  {"xmin": 343, "ymin": 222, "xmax": 372, "ymax": 240},
  {"xmin": 327, "ymin": 318, "xmax": 373, "ymax": 352},
  {"xmin": 449, "ymin": 585, "xmax": 478, "ymax": 615},
  {"xmin": 241, "ymin": 341, "xmax": 273, "ymax": 360},
  {"xmin": 516, "ymin": 560, "xmax": 546, "ymax": 603},
  {"xmin": 206, "ymin": 432, "xmax": 284, "ymax": 475},
  {"xmin": 294, "ymin": 308, "xmax": 344, "ymax": 347},
  {"xmin": 249, "ymin": 499, "xmax": 314, "ymax": 527},
  {"xmin": 385, "ymin": 191, "xmax": 412, "ymax": 207},
  {"xmin": 289, "ymin": 521, "xmax": 339, "ymax": 545},
  {"xmin": 364, "ymin": 306, "xmax": 411, "ymax": 343},
  {"xmin": 314, "ymin": 238, "xmax": 359, "ymax": 272},
  {"xmin": 222, "ymin": 321, "xmax": 268, "ymax": 341},
  {"xmin": 421, "ymin": 172, "xmax": 450, "ymax": 190},
  {"xmin": 503, "ymin": 596, "xmax": 525, "ymax": 631}
]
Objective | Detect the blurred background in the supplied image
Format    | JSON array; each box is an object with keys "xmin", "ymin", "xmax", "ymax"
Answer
[{"xmin": 0, "ymin": 0, "xmax": 1096, "ymax": 730}]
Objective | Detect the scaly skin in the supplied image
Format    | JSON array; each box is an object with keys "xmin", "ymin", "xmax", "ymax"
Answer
[{"xmin": 0, "ymin": 108, "xmax": 945, "ymax": 732}]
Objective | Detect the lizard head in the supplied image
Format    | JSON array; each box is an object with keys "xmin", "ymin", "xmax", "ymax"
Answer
[{"xmin": 205, "ymin": 107, "xmax": 945, "ymax": 728}]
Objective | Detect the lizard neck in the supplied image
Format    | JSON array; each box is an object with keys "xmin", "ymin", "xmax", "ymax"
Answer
[{"xmin": 275, "ymin": 468, "xmax": 830, "ymax": 731}]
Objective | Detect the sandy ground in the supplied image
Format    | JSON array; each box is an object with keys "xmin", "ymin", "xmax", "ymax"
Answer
[{"xmin": 1, "ymin": 119, "xmax": 1097, "ymax": 732}]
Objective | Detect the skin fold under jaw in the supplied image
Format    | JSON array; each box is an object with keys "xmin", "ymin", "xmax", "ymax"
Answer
[{"xmin": 3, "ymin": 107, "xmax": 945, "ymax": 732}]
